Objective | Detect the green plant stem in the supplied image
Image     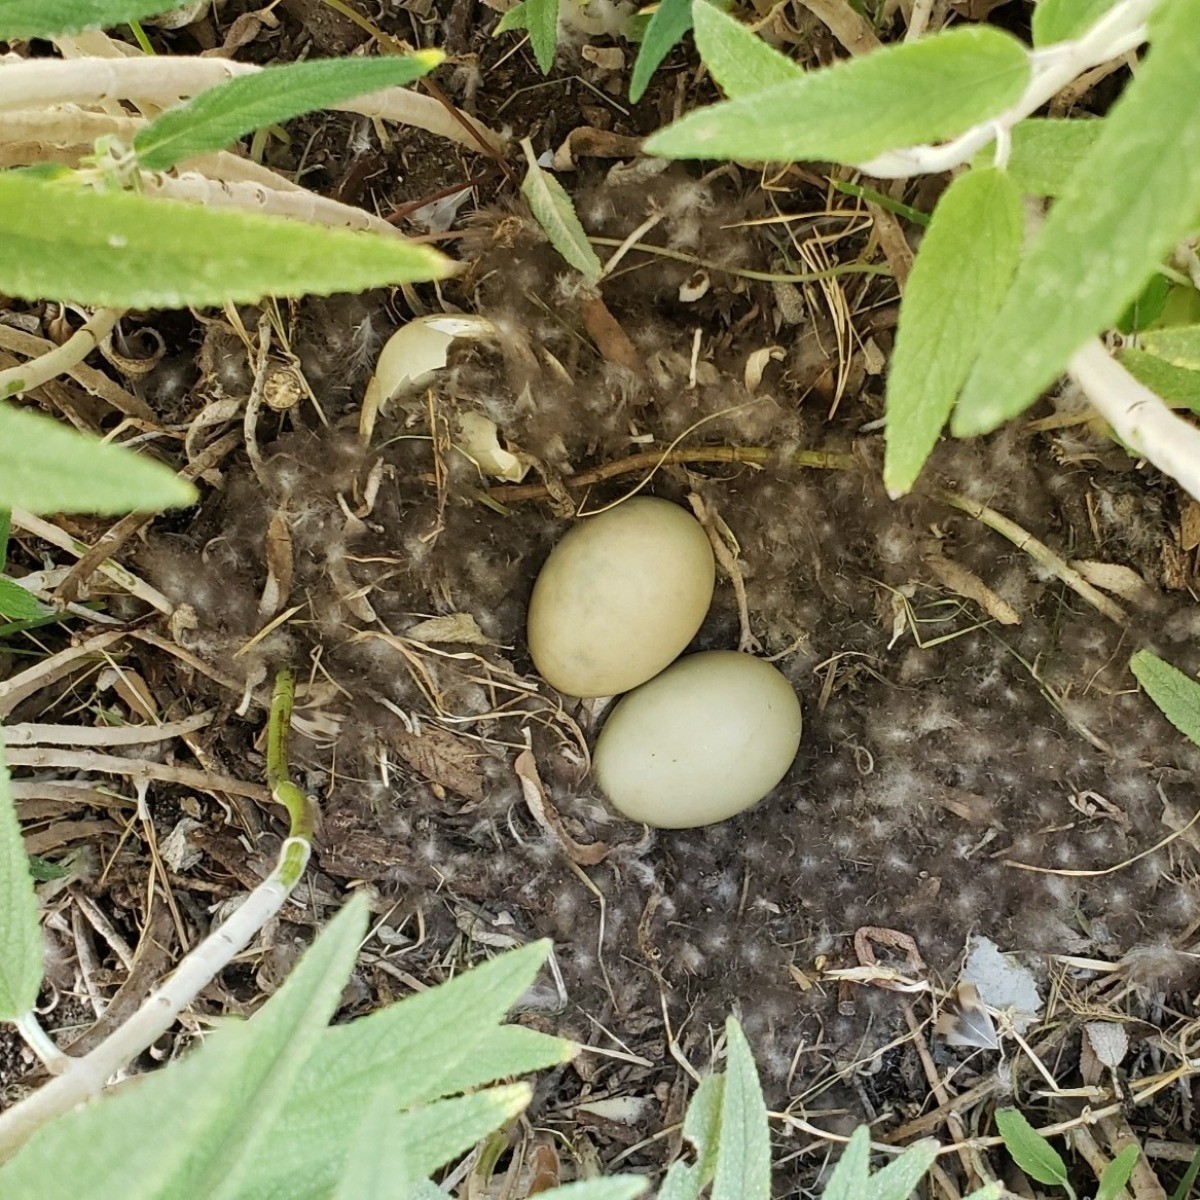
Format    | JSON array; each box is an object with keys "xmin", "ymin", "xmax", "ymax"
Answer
[
  {"xmin": 13, "ymin": 1013, "xmax": 68, "ymax": 1076},
  {"xmin": 267, "ymin": 667, "xmax": 316, "ymax": 885},
  {"xmin": 127, "ymin": 19, "xmax": 154, "ymax": 55}
]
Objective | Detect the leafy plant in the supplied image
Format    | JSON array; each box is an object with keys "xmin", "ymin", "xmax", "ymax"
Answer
[
  {"xmin": 995, "ymin": 1107, "xmax": 1139, "ymax": 1200},
  {"xmin": 643, "ymin": 0, "xmax": 1200, "ymax": 506},
  {"xmin": 1130, "ymin": 648, "xmax": 1200, "ymax": 747},
  {"xmin": 494, "ymin": 0, "xmax": 696, "ymax": 101}
]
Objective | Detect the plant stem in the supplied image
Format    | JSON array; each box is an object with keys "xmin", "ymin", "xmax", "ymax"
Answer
[
  {"xmin": 0, "ymin": 309, "xmax": 122, "ymax": 402},
  {"xmin": 13, "ymin": 1013, "xmax": 68, "ymax": 1076},
  {"xmin": 857, "ymin": 0, "xmax": 1158, "ymax": 177}
]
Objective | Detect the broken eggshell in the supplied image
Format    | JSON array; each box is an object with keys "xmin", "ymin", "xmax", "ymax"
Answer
[
  {"xmin": 594, "ymin": 650, "xmax": 803, "ymax": 829},
  {"xmin": 527, "ymin": 497, "xmax": 715, "ymax": 698},
  {"xmin": 360, "ymin": 314, "xmax": 495, "ymax": 442},
  {"xmin": 455, "ymin": 411, "xmax": 529, "ymax": 483}
]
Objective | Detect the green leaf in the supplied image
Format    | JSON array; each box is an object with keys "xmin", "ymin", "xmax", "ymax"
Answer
[
  {"xmin": 1130, "ymin": 649, "xmax": 1200, "ymax": 749},
  {"xmin": 821, "ymin": 1126, "xmax": 871, "ymax": 1200},
  {"xmin": 1140, "ymin": 324, "xmax": 1200, "ymax": 369},
  {"xmin": 630, "ymin": 0, "xmax": 692, "ymax": 103},
  {"xmin": 692, "ymin": 0, "xmax": 801, "ymax": 97},
  {"xmin": 1096, "ymin": 1144, "xmax": 1141, "ymax": 1200},
  {"xmin": 159, "ymin": 895, "xmax": 370, "ymax": 1199},
  {"xmin": 231, "ymin": 941, "xmax": 568, "ymax": 1200},
  {"xmin": 1119, "ymin": 349, "xmax": 1200, "ymax": 413},
  {"xmin": 1118, "ymin": 273, "xmax": 1171, "ymax": 335},
  {"xmin": 332, "ymin": 1083, "xmax": 532, "ymax": 1196},
  {"xmin": 953, "ymin": 2, "xmax": 1200, "ymax": 436},
  {"xmin": 27, "ymin": 853, "xmax": 75, "ymax": 883},
  {"xmin": 0, "ymin": 404, "xmax": 196, "ymax": 514},
  {"xmin": 994, "ymin": 1108, "xmax": 1070, "ymax": 1188},
  {"xmin": 644, "ymin": 27, "xmax": 1030, "ymax": 164},
  {"xmin": 0, "ymin": 896, "xmax": 368, "ymax": 1200},
  {"xmin": 0, "ymin": 0, "xmax": 188, "ymax": 39},
  {"xmin": 135, "ymin": 54, "xmax": 441, "ymax": 172},
  {"xmin": 495, "ymin": 0, "xmax": 559, "ymax": 73},
  {"xmin": 0, "ymin": 171, "xmax": 452, "ymax": 309},
  {"xmin": 983, "ymin": 117, "xmax": 1105, "ymax": 196},
  {"xmin": 712, "ymin": 1018, "xmax": 770, "ymax": 1200},
  {"xmin": 0, "ymin": 510, "xmax": 11, "ymax": 572},
  {"xmin": 1171, "ymin": 1146, "xmax": 1200, "ymax": 1200},
  {"xmin": 0, "ymin": 579, "xmax": 49, "ymax": 623},
  {"xmin": 1032, "ymin": 0, "xmax": 1121, "ymax": 46},
  {"xmin": 0, "ymin": 740, "xmax": 43, "ymax": 1021},
  {"xmin": 520, "ymin": 140, "xmax": 603, "ymax": 284},
  {"xmin": 962, "ymin": 1187, "xmax": 1003, "ymax": 1200},
  {"xmin": 869, "ymin": 1139, "xmax": 940, "ymax": 1199},
  {"xmin": 659, "ymin": 1073, "xmax": 725, "ymax": 1200},
  {"xmin": 883, "ymin": 168, "xmax": 1023, "ymax": 496}
]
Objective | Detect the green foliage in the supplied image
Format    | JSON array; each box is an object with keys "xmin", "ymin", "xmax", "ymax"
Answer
[
  {"xmin": 1096, "ymin": 1145, "xmax": 1140, "ymax": 1200},
  {"xmin": 818, "ymin": 1126, "xmax": 975, "ymax": 1200},
  {"xmin": 631, "ymin": 0, "xmax": 693, "ymax": 103},
  {"xmin": 0, "ymin": 741, "xmax": 43, "ymax": 1023},
  {"xmin": 995, "ymin": 1108, "xmax": 1073, "ymax": 1193},
  {"xmin": 519, "ymin": 139, "xmax": 603, "ymax": 284},
  {"xmin": 1032, "ymin": 0, "xmax": 1122, "ymax": 45},
  {"xmin": 1130, "ymin": 649, "xmax": 1200, "ymax": 749},
  {"xmin": 494, "ymin": 0, "xmax": 560, "ymax": 73},
  {"xmin": 0, "ymin": 579, "xmax": 50, "ymax": 623},
  {"xmin": 1120, "ymin": 349, "xmax": 1200, "ymax": 412},
  {"xmin": 0, "ymin": 172, "xmax": 451, "ymax": 310},
  {"xmin": 987, "ymin": 118, "xmax": 1105, "ymax": 196},
  {"xmin": 0, "ymin": 404, "xmax": 195, "ymax": 514},
  {"xmin": 0, "ymin": 0, "xmax": 189, "ymax": 39},
  {"xmin": 1172, "ymin": 1146, "xmax": 1200, "ymax": 1200},
  {"xmin": 644, "ymin": 27, "xmax": 1030, "ymax": 163},
  {"xmin": 691, "ymin": 0, "xmax": 801, "ymax": 96},
  {"xmin": 134, "ymin": 54, "xmax": 442, "ymax": 171},
  {"xmin": 953, "ymin": 1, "xmax": 1200, "ymax": 435},
  {"xmin": 883, "ymin": 168, "xmax": 1023, "ymax": 497},
  {"xmin": 712, "ymin": 1018, "xmax": 770, "ymax": 1200}
]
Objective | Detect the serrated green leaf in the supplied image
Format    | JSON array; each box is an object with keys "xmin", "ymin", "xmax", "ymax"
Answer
[
  {"xmin": 0, "ymin": 0, "xmax": 188, "ymax": 39},
  {"xmin": 1032, "ymin": 0, "xmax": 1121, "ymax": 46},
  {"xmin": 0, "ymin": 579, "xmax": 49, "ymax": 623},
  {"xmin": 982, "ymin": 117, "xmax": 1104, "ymax": 196},
  {"xmin": 953, "ymin": 2, "xmax": 1200, "ymax": 436},
  {"xmin": 0, "ymin": 171, "xmax": 451, "ymax": 310},
  {"xmin": 659, "ymin": 1073, "xmax": 725, "ymax": 1200},
  {"xmin": 495, "ymin": 0, "xmax": 559, "ymax": 73},
  {"xmin": 0, "ymin": 896, "xmax": 368, "ymax": 1200},
  {"xmin": 1131, "ymin": 649, "xmax": 1200, "ymax": 749},
  {"xmin": 534, "ymin": 1183, "xmax": 649, "ymax": 1200},
  {"xmin": 692, "ymin": 0, "xmax": 801, "ymax": 97},
  {"xmin": 1096, "ymin": 1143, "xmax": 1141, "ymax": 1200},
  {"xmin": 994, "ymin": 1108, "xmax": 1069, "ymax": 1188},
  {"xmin": 332, "ymin": 1083, "xmax": 531, "ymax": 1197},
  {"xmin": 883, "ymin": 168, "xmax": 1022, "ymax": 496},
  {"xmin": 135, "ymin": 54, "xmax": 441, "ymax": 172},
  {"xmin": 712, "ymin": 1019, "xmax": 770, "ymax": 1200},
  {"xmin": 0, "ymin": 404, "xmax": 195, "ymax": 514},
  {"xmin": 822, "ymin": 1126, "xmax": 871, "ymax": 1200},
  {"xmin": 869, "ymin": 1139, "xmax": 940, "ymax": 1199},
  {"xmin": 644, "ymin": 27, "xmax": 1029, "ymax": 165},
  {"xmin": 1120, "ymin": 349, "xmax": 1200, "ymax": 413},
  {"xmin": 630, "ymin": 0, "xmax": 692, "ymax": 103},
  {"xmin": 0, "ymin": 741, "xmax": 43, "ymax": 1021},
  {"xmin": 520, "ymin": 140, "xmax": 602, "ymax": 284},
  {"xmin": 230, "ymin": 941, "xmax": 563, "ymax": 1200}
]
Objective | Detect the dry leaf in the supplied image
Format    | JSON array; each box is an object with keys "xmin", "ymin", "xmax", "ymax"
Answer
[
  {"xmin": 388, "ymin": 724, "xmax": 484, "ymax": 803},
  {"xmin": 925, "ymin": 547, "xmax": 1021, "ymax": 626},
  {"xmin": 744, "ymin": 345, "xmax": 784, "ymax": 394},
  {"xmin": 1084, "ymin": 1021, "xmax": 1128, "ymax": 1069},
  {"xmin": 1070, "ymin": 560, "xmax": 1157, "ymax": 607},
  {"xmin": 580, "ymin": 296, "xmax": 643, "ymax": 375},
  {"xmin": 406, "ymin": 612, "xmax": 496, "ymax": 646},
  {"xmin": 1181, "ymin": 500, "xmax": 1200, "ymax": 551},
  {"xmin": 515, "ymin": 748, "xmax": 609, "ymax": 865}
]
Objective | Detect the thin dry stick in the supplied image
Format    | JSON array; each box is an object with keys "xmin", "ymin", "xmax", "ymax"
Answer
[
  {"xmin": 937, "ymin": 490, "xmax": 1128, "ymax": 625},
  {"xmin": 0, "ymin": 629, "xmax": 127, "ymax": 717},
  {"xmin": 796, "ymin": 0, "xmax": 883, "ymax": 55},
  {"xmin": 2, "ymin": 711, "xmax": 213, "ymax": 748},
  {"xmin": 488, "ymin": 446, "xmax": 856, "ymax": 505},
  {"xmin": 0, "ymin": 309, "xmax": 123, "ymax": 402}
]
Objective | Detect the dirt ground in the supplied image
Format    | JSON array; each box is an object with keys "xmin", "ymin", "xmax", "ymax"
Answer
[{"xmin": 4, "ymin": 1, "xmax": 1200, "ymax": 1196}]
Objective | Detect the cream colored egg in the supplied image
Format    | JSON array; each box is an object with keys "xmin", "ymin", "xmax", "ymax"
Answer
[
  {"xmin": 527, "ymin": 497, "xmax": 715, "ymax": 698},
  {"xmin": 594, "ymin": 651, "xmax": 802, "ymax": 828}
]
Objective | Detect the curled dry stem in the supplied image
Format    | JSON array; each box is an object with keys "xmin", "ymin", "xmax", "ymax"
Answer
[{"xmin": 0, "ymin": 308, "xmax": 123, "ymax": 401}]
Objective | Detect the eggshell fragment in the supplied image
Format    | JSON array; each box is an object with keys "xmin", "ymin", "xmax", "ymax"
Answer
[
  {"xmin": 527, "ymin": 497, "xmax": 715, "ymax": 698},
  {"xmin": 594, "ymin": 651, "xmax": 802, "ymax": 828}
]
